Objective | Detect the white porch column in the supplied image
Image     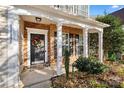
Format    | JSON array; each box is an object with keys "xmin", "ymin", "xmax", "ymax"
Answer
[
  {"xmin": 98, "ymin": 30, "xmax": 103, "ymax": 62},
  {"xmin": 7, "ymin": 10, "xmax": 20, "ymax": 87},
  {"xmin": 56, "ymin": 23, "xmax": 63, "ymax": 75},
  {"xmin": 83, "ymin": 28, "xmax": 88, "ymax": 58}
]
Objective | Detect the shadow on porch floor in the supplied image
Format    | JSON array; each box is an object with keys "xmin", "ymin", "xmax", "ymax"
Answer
[
  {"xmin": 20, "ymin": 63, "xmax": 76, "ymax": 88},
  {"xmin": 20, "ymin": 64, "xmax": 55, "ymax": 88}
]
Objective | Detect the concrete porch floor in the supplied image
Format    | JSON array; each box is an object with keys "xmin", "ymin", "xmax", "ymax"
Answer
[{"xmin": 20, "ymin": 64, "xmax": 74, "ymax": 88}]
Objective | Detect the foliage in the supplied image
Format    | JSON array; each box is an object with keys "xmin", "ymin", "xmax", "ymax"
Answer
[
  {"xmin": 108, "ymin": 51, "xmax": 116, "ymax": 61},
  {"xmin": 116, "ymin": 67, "xmax": 124, "ymax": 76},
  {"xmin": 31, "ymin": 35, "xmax": 44, "ymax": 48},
  {"xmin": 120, "ymin": 82, "xmax": 124, "ymax": 88},
  {"xmin": 51, "ymin": 62, "xmax": 124, "ymax": 88},
  {"xmin": 88, "ymin": 33, "xmax": 98, "ymax": 57},
  {"xmin": 74, "ymin": 56, "xmax": 108, "ymax": 74},
  {"xmin": 63, "ymin": 48, "xmax": 70, "ymax": 80},
  {"xmin": 89, "ymin": 80, "xmax": 108, "ymax": 88},
  {"xmin": 96, "ymin": 15, "xmax": 124, "ymax": 59},
  {"xmin": 118, "ymin": 60, "xmax": 124, "ymax": 64}
]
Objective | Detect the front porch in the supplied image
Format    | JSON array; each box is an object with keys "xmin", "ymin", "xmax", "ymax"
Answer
[{"xmin": 19, "ymin": 14, "xmax": 104, "ymax": 75}]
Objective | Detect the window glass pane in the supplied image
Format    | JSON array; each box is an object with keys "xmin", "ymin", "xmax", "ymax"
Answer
[
  {"xmin": 75, "ymin": 35, "xmax": 79, "ymax": 55},
  {"xmin": 54, "ymin": 32, "xmax": 57, "ymax": 59},
  {"xmin": 69, "ymin": 34, "xmax": 74, "ymax": 55},
  {"xmin": 78, "ymin": 35, "xmax": 83, "ymax": 55},
  {"xmin": 62, "ymin": 33, "xmax": 69, "ymax": 56},
  {"xmin": 55, "ymin": 32, "xmax": 83, "ymax": 58},
  {"xmin": 75, "ymin": 34, "xmax": 83, "ymax": 55}
]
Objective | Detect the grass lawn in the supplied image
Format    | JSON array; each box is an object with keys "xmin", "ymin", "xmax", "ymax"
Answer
[{"xmin": 51, "ymin": 62, "xmax": 124, "ymax": 88}]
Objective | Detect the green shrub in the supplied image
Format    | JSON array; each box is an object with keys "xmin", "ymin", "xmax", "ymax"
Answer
[
  {"xmin": 108, "ymin": 52, "xmax": 116, "ymax": 62},
  {"xmin": 75, "ymin": 56, "xmax": 108, "ymax": 74},
  {"xmin": 63, "ymin": 48, "xmax": 70, "ymax": 80}
]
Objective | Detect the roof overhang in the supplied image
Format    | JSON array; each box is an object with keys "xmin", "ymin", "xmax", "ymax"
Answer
[
  {"xmin": 14, "ymin": 5, "xmax": 109, "ymax": 28},
  {"xmin": 30, "ymin": 5, "xmax": 109, "ymax": 28}
]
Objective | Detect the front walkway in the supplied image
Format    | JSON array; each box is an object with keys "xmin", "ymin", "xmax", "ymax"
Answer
[{"xmin": 20, "ymin": 64, "xmax": 74, "ymax": 88}]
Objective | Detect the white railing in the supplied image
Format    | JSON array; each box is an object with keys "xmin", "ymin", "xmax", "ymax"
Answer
[{"xmin": 51, "ymin": 5, "xmax": 89, "ymax": 17}]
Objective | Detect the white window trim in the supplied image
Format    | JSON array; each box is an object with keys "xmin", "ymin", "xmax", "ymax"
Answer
[{"xmin": 26, "ymin": 27, "xmax": 48, "ymax": 66}]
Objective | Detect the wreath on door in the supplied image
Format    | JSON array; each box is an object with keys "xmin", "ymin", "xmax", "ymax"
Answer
[{"xmin": 31, "ymin": 35, "xmax": 44, "ymax": 48}]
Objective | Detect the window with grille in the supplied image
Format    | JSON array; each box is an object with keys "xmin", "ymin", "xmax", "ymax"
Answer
[
  {"xmin": 75, "ymin": 34, "xmax": 83, "ymax": 56},
  {"xmin": 62, "ymin": 33, "xmax": 69, "ymax": 56},
  {"xmin": 54, "ymin": 32, "xmax": 83, "ymax": 58}
]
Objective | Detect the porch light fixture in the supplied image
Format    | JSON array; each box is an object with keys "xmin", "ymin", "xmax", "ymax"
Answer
[{"xmin": 35, "ymin": 17, "xmax": 42, "ymax": 22}]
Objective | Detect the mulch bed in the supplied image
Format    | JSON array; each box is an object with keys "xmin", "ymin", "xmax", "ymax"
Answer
[{"xmin": 51, "ymin": 62, "xmax": 124, "ymax": 88}]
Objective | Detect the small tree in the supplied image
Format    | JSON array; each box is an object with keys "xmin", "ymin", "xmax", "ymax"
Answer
[
  {"xmin": 95, "ymin": 15, "xmax": 124, "ymax": 60},
  {"xmin": 63, "ymin": 48, "xmax": 70, "ymax": 80}
]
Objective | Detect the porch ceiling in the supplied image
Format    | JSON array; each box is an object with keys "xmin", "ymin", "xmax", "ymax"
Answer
[
  {"xmin": 21, "ymin": 15, "xmax": 56, "ymax": 25},
  {"xmin": 63, "ymin": 24, "xmax": 82, "ymax": 29},
  {"xmin": 21, "ymin": 15, "xmax": 84, "ymax": 30}
]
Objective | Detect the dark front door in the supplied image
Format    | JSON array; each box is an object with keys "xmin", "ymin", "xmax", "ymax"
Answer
[{"xmin": 30, "ymin": 34, "xmax": 45, "ymax": 65}]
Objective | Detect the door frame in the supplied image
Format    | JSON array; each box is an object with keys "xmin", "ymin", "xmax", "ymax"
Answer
[{"xmin": 27, "ymin": 27, "xmax": 48, "ymax": 66}]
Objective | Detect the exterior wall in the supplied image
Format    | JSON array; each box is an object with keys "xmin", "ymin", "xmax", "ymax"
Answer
[
  {"xmin": 0, "ymin": 6, "xmax": 8, "ymax": 87},
  {"xmin": 23, "ymin": 27, "xmax": 28, "ymax": 66},
  {"xmin": 22, "ymin": 21, "xmax": 83, "ymax": 66},
  {"xmin": 19, "ymin": 17, "xmax": 24, "ymax": 73},
  {"xmin": 49, "ymin": 24, "xmax": 56, "ymax": 65}
]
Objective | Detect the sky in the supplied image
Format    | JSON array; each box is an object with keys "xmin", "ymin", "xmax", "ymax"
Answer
[{"xmin": 90, "ymin": 5, "xmax": 124, "ymax": 17}]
